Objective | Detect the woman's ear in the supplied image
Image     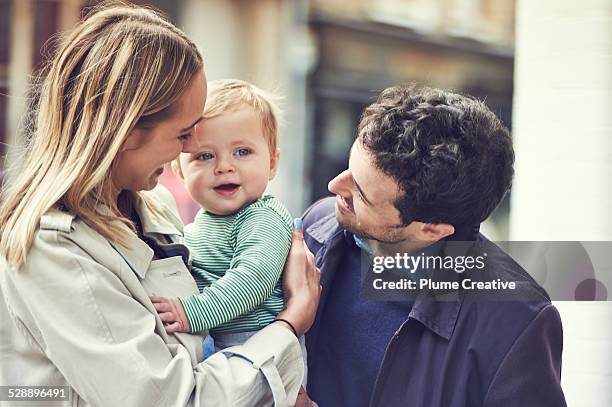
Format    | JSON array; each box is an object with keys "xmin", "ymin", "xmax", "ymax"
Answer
[
  {"xmin": 269, "ymin": 148, "xmax": 281, "ymax": 180},
  {"xmin": 122, "ymin": 128, "xmax": 147, "ymax": 152}
]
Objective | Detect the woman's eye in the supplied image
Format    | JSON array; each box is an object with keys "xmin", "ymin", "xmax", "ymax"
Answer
[
  {"xmin": 235, "ymin": 148, "xmax": 250, "ymax": 157},
  {"xmin": 197, "ymin": 152, "xmax": 214, "ymax": 161}
]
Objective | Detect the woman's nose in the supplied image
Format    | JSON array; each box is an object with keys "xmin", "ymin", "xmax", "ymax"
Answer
[{"xmin": 181, "ymin": 134, "xmax": 200, "ymax": 154}]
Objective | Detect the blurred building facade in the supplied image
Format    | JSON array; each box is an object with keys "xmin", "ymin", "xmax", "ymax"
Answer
[
  {"xmin": 0, "ymin": 0, "xmax": 515, "ymax": 234},
  {"xmin": 2, "ymin": 1, "xmax": 611, "ymax": 403},
  {"xmin": 307, "ymin": 0, "xmax": 515, "ymax": 239}
]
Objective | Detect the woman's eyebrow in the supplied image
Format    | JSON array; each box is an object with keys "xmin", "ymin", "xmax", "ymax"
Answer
[{"xmin": 180, "ymin": 116, "xmax": 203, "ymax": 132}]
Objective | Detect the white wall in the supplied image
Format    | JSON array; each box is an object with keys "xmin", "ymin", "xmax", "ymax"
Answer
[{"xmin": 512, "ymin": 0, "xmax": 612, "ymax": 405}]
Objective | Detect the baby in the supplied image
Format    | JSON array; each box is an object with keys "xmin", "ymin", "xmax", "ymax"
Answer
[{"xmin": 153, "ymin": 79, "xmax": 307, "ymax": 381}]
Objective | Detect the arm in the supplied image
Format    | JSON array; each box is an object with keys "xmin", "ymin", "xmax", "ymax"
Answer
[
  {"xmin": 180, "ymin": 208, "xmax": 291, "ymax": 333},
  {"xmin": 5, "ymin": 230, "xmax": 306, "ymax": 406},
  {"xmin": 483, "ymin": 304, "xmax": 566, "ymax": 407}
]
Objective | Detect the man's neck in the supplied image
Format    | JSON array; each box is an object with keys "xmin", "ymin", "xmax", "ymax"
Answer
[{"xmin": 366, "ymin": 238, "xmax": 436, "ymax": 258}]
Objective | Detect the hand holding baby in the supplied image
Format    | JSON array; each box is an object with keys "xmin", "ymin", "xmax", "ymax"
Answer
[{"xmin": 150, "ymin": 296, "xmax": 191, "ymax": 334}]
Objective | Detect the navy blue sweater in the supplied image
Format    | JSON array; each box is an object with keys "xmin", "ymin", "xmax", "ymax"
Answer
[{"xmin": 307, "ymin": 230, "xmax": 413, "ymax": 406}]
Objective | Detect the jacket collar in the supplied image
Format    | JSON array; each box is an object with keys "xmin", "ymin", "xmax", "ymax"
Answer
[
  {"xmin": 414, "ymin": 222, "xmax": 479, "ymax": 340},
  {"xmin": 134, "ymin": 193, "xmax": 183, "ymax": 236},
  {"xmin": 306, "ymin": 212, "xmax": 480, "ymax": 341},
  {"xmin": 102, "ymin": 194, "xmax": 183, "ymax": 279},
  {"xmin": 306, "ymin": 211, "xmax": 341, "ymax": 244}
]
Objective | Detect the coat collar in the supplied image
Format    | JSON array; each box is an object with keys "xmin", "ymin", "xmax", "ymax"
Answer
[
  {"xmin": 102, "ymin": 194, "xmax": 183, "ymax": 279},
  {"xmin": 306, "ymin": 210, "xmax": 480, "ymax": 341},
  {"xmin": 134, "ymin": 192, "xmax": 183, "ymax": 236}
]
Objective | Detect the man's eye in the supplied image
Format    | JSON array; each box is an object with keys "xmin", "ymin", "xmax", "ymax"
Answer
[
  {"xmin": 197, "ymin": 152, "xmax": 214, "ymax": 161},
  {"xmin": 178, "ymin": 133, "xmax": 191, "ymax": 142},
  {"xmin": 235, "ymin": 148, "xmax": 250, "ymax": 157},
  {"xmin": 355, "ymin": 188, "xmax": 365, "ymax": 201}
]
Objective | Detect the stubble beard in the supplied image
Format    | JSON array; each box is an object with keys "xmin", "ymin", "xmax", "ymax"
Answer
[
  {"xmin": 335, "ymin": 207, "xmax": 395, "ymax": 243},
  {"xmin": 337, "ymin": 211, "xmax": 413, "ymax": 248}
]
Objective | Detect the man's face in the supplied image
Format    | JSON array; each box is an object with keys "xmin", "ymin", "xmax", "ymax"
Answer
[{"xmin": 328, "ymin": 141, "xmax": 423, "ymax": 244}]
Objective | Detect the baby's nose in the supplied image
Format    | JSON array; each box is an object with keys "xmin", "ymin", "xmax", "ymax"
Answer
[{"xmin": 214, "ymin": 158, "xmax": 235, "ymax": 174}]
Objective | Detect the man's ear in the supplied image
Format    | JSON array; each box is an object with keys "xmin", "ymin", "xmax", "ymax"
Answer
[
  {"xmin": 171, "ymin": 158, "xmax": 185, "ymax": 182},
  {"xmin": 269, "ymin": 148, "xmax": 281, "ymax": 180},
  {"xmin": 415, "ymin": 222, "xmax": 455, "ymax": 242}
]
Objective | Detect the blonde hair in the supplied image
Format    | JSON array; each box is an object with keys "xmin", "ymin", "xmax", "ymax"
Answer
[
  {"xmin": 0, "ymin": 3, "xmax": 203, "ymax": 268},
  {"xmin": 204, "ymin": 79, "xmax": 281, "ymax": 156}
]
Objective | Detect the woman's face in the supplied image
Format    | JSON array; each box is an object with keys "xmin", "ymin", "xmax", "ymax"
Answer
[{"xmin": 112, "ymin": 69, "xmax": 207, "ymax": 193}]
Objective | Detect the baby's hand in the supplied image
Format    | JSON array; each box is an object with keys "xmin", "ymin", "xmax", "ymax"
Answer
[{"xmin": 149, "ymin": 296, "xmax": 190, "ymax": 334}]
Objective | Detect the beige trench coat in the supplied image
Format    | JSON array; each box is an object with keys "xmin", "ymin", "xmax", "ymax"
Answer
[{"xmin": 0, "ymin": 187, "xmax": 303, "ymax": 406}]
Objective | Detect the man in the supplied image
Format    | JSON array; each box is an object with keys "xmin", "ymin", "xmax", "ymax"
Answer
[{"xmin": 303, "ymin": 85, "xmax": 565, "ymax": 406}]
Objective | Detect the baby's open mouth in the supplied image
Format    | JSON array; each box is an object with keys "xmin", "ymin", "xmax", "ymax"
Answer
[{"xmin": 214, "ymin": 183, "xmax": 240, "ymax": 196}]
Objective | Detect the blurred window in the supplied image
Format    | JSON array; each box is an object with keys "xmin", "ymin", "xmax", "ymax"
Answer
[
  {"xmin": 32, "ymin": 0, "xmax": 59, "ymax": 73},
  {"xmin": 446, "ymin": 0, "xmax": 485, "ymax": 38},
  {"xmin": 0, "ymin": 2, "xmax": 9, "ymax": 64},
  {"xmin": 311, "ymin": 96, "xmax": 366, "ymax": 201},
  {"xmin": 0, "ymin": 0, "xmax": 10, "ymax": 160},
  {"xmin": 368, "ymin": 0, "xmax": 443, "ymax": 33}
]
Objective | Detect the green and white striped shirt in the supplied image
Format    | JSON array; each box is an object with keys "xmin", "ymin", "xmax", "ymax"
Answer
[{"xmin": 180, "ymin": 195, "xmax": 291, "ymax": 334}]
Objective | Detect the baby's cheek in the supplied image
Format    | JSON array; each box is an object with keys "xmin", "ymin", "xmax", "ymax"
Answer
[
  {"xmin": 252, "ymin": 178, "xmax": 270, "ymax": 198},
  {"xmin": 185, "ymin": 178, "xmax": 204, "ymax": 198}
]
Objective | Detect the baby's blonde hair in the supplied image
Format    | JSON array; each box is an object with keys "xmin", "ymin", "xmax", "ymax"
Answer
[{"xmin": 204, "ymin": 79, "xmax": 281, "ymax": 156}]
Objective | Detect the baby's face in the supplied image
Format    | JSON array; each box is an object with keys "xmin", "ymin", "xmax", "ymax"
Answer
[{"xmin": 178, "ymin": 107, "xmax": 278, "ymax": 215}]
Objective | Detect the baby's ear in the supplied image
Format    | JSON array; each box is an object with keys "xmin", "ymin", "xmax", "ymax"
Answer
[
  {"xmin": 269, "ymin": 148, "xmax": 281, "ymax": 180},
  {"xmin": 171, "ymin": 158, "xmax": 185, "ymax": 182}
]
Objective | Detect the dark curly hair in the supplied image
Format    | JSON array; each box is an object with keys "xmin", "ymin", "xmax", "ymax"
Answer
[{"xmin": 358, "ymin": 85, "xmax": 514, "ymax": 227}]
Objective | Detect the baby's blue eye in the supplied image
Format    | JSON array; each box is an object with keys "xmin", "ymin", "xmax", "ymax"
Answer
[
  {"xmin": 198, "ymin": 152, "xmax": 214, "ymax": 161},
  {"xmin": 235, "ymin": 148, "xmax": 250, "ymax": 157}
]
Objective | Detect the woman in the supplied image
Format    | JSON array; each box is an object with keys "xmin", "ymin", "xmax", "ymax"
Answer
[{"xmin": 0, "ymin": 4, "xmax": 319, "ymax": 406}]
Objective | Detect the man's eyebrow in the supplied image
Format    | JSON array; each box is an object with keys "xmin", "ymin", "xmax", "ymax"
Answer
[
  {"xmin": 180, "ymin": 116, "xmax": 203, "ymax": 132},
  {"xmin": 353, "ymin": 176, "xmax": 373, "ymax": 206}
]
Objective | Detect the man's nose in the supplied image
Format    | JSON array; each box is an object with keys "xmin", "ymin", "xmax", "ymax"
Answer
[{"xmin": 328, "ymin": 169, "xmax": 351, "ymax": 195}]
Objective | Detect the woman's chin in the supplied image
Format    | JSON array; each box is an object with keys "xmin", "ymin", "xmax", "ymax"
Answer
[{"xmin": 139, "ymin": 176, "xmax": 160, "ymax": 191}]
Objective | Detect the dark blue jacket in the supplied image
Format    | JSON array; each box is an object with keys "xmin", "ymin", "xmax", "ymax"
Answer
[{"xmin": 304, "ymin": 198, "xmax": 566, "ymax": 407}]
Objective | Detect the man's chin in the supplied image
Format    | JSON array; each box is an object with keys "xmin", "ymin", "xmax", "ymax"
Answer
[
  {"xmin": 334, "ymin": 208, "xmax": 361, "ymax": 235},
  {"xmin": 334, "ymin": 208, "xmax": 382, "ymax": 241}
]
